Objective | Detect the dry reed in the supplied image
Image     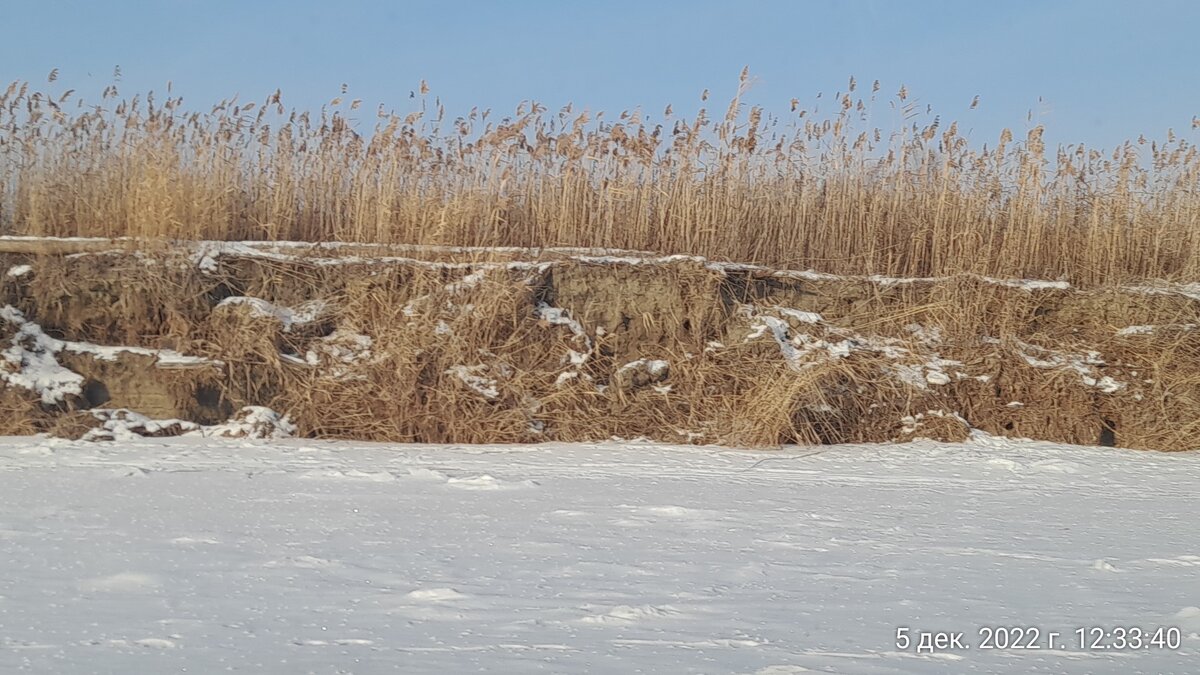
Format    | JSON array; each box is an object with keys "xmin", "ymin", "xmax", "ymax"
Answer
[{"xmin": 2, "ymin": 69, "xmax": 1199, "ymax": 286}]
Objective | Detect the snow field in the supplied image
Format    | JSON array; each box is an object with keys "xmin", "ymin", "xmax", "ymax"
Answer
[{"xmin": 1, "ymin": 434, "xmax": 1198, "ymax": 673}]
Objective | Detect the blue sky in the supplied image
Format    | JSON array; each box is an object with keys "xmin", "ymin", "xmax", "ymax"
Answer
[{"xmin": 2, "ymin": 0, "xmax": 1197, "ymax": 150}]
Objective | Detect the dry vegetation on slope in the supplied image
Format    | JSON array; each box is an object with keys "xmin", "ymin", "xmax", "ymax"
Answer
[
  {"xmin": 1, "ymin": 241, "xmax": 1197, "ymax": 450},
  {"xmin": 2, "ymin": 69, "xmax": 1199, "ymax": 285}
]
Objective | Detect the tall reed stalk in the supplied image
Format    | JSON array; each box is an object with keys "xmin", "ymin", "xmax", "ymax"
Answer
[{"xmin": 2, "ymin": 69, "xmax": 1198, "ymax": 286}]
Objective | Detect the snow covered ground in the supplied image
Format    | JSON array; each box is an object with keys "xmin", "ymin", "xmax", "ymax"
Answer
[{"xmin": 1, "ymin": 434, "xmax": 1197, "ymax": 674}]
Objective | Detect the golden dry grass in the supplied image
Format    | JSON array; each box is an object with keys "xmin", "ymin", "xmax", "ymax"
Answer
[{"xmin": 2, "ymin": 70, "xmax": 1199, "ymax": 285}]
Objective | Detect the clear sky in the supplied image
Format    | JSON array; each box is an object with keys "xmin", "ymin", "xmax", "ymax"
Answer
[{"xmin": 2, "ymin": 0, "xmax": 1197, "ymax": 150}]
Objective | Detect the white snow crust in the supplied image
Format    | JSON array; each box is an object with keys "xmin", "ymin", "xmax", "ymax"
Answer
[{"xmin": 0, "ymin": 434, "xmax": 1196, "ymax": 673}]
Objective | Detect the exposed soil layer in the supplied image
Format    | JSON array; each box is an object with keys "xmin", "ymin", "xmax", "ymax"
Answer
[{"xmin": 2, "ymin": 238, "xmax": 1197, "ymax": 450}]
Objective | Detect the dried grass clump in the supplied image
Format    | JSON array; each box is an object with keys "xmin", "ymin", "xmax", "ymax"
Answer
[
  {"xmin": 0, "ymin": 387, "xmax": 43, "ymax": 435},
  {"xmin": 13, "ymin": 251, "xmax": 216, "ymax": 347},
  {"xmin": 1096, "ymin": 328, "xmax": 1200, "ymax": 450},
  {"xmin": 277, "ymin": 268, "xmax": 551, "ymax": 442},
  {"xmin": 547, "ymin": 261, "xmax": 728, "ymax": 361},
  {"xmin": 42, "ymin": 410, "xmax": 105, "ymax": 440},
  {"xmin": 3, "ymin": 71, "xmax": 1199, "ymax": 285},
  {"xmin": 705, "ymin": 356, "xmax": 864, "ymax": 447}
]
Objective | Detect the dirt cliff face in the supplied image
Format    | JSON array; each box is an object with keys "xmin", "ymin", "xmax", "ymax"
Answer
[{"xmin": 2, "ymin": 240, "xmax": 1198, "ymax": 450}]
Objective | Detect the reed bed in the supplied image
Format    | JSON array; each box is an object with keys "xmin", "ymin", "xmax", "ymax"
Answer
[{"xmin": 2, "ymin": 70, "xmax": 1199, "ymax": 285}]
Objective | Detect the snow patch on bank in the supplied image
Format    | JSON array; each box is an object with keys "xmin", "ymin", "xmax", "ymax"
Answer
[
  {"xmin": 217, "ymin": 296, "xmax": 326, "ymax": 331},
  {"xmin": 445, "ymin": 365, "xmax": 501, "ymax": 400},
  {"xmin": 536, "ymin": 303, "xmax": 595, "ymax": 369},
  {"xmin": 290, "ymin": 330, "xmax": 374, "ymax": 378},
  {"xmin": 81, "ymin": 406, "xmax": 295, "ymax": 442},
  {"xmin": 1125, "ymin": 281, "xmax": 1200, "ymax": 303},
  {"xmin": 0, "ymin": 305, "xmax": 84, "ymax": 404},
  {"xmin": 1116, "ymin": 323, "xmax": 1197, "ymax": 337},
  {"xmin": 738, "ymin": 306, "xmax": 969, "ymax": 389},
  {"xmin": 740, "ymin": 307, "xmax": 852, "ymax": 369},
  {"xmin": 61, "ymin": 341, "xmax": 221, "ymax": 369},
  {"xmin": 1, "ymin": 305, "xmax": 222, "ymax": 404},
  {"xmin": 198, "ymin": 406, "xmax": 296, "ymax": 439},
  {"xmin": 1016, "ymin": 340, "xmax": 1125, "ymax": 393},
  {"xmin": 617, "ymin": 358, "xmax": 669, "ymax": 378}
]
